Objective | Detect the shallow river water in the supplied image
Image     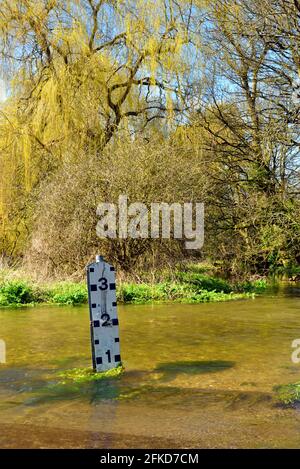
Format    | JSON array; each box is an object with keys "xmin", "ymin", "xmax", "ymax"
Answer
[{"xmin": 1, "ymin": 287, "xmax": 300, "ymax": 448}]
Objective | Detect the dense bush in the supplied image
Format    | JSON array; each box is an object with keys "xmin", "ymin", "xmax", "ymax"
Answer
[
  {"xmin": 0, "ymin": 281, "xmax": 40, "ymax": 306},
  {"xmin": 48, "ymin": 283, "xmax": 88, "ymax": 306}
]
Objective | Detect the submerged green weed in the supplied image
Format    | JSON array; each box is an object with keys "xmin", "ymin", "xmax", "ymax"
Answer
[
  {"xmin": 275, "ymin": 382, "xmax": 300, "ymax": 405},
  {"xmin": 57, "ymin": 366, "xmax": 124, "ymax": 384}
]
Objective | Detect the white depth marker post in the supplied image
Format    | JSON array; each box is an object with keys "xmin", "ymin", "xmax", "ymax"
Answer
[
  {"xmin": 87, "ymin": 256, "xmax": 121, "ymax": 372},
  {"xmin": 0, "ymin": 339, "xmax": 5, "ymax": 364}
]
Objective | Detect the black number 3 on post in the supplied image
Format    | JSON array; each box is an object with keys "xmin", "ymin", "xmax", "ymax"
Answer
[{"xmin": 98, "ymin": 277, "xmax": 108, "ymax": 290}]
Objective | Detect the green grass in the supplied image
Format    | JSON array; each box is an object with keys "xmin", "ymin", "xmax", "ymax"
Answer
[
  {"xmin": 173, "ymin": 271, "xmax": 233, "ymax": 293},
  {"xmin": 117, "ymin": 281, "xmax": 254, "ymax": 303},
  {"xmin": 274, "ymin": 382, "xmax": 300, "ymax": 406},
  {"xmin": 0, "ymin": 265, "xmax": 268, "ymax": 308},
  {"xmin": 183, "ymin": 262, "xmax": 218, "ymax": 275}
]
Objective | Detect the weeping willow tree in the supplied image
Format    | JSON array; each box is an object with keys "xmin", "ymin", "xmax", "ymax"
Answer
[
  {"xmin": 0, "ymin": 0, "xmax": 204, "ymax": 260},
  {"xmin": 1, "ymin": 0, "xmax": 299, "ymax": 275}
]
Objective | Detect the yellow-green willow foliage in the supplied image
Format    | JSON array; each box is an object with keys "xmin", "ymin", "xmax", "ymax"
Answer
[
  {"xmin": 0, "ymin": 0, "xmax": 201, "ymax": 258},
  {"xmin": 0, "ymin": 0, "xmax": 194, "ymax": 156},
  {"xmin": 0, "ymin": 97, "xmax": 44, "ymax": 256}
]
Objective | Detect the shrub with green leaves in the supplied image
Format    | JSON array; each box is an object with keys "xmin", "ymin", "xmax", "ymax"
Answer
[
  {"xmin": 0, "ymin": 281, "xmax": 37, "ymax": 306},
  {"xmin": 235, "ymin": 279, "xmax": 267, "ymax": 293},
  {"xmin": 48, "ymin": 282, "xmax": 88, "ymax": 305},
  {"xmin": 117, "ymin": 283, "xmax": 158, "ymax": 303}
]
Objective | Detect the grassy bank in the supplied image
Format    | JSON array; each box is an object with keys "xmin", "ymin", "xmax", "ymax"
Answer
[{"xmin": 0, "ymin": 264, "xmax": 267, "ymax": 307}]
